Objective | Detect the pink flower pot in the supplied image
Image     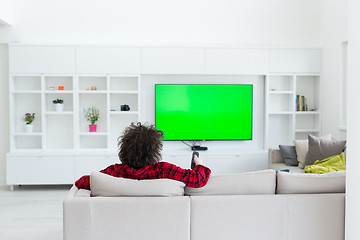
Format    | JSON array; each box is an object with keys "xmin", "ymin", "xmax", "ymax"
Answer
[{"xmin": 89, "ymin": 124, "xmax": 97, "ymax": 132}]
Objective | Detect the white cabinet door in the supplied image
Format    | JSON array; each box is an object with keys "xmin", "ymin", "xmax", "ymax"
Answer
[
  {"xmin": 269, "ymin": 49, "xmax": 321, "ymax": 73},
  {"xmin": 9, "ymin": 46, "xmax": 76, "ymax": 74},
  {"xmin": 205, "ymin": 48, "xmax": 269, "ymax": 74},
  {"xmin": 6, "ymin": 156, "xmax": 74, "ymax": 184},
  {"xmin": 141, "ymin": 48, "xmax": 204, "ymax": 74},
  {"xmin": 76, "ymin": 47, "xmax": 141, "ymax": 74}
]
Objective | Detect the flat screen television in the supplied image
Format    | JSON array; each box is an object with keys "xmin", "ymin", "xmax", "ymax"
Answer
[{"xmin": 155, "ymin": 84, "xmax": 253, "ymax": 141}]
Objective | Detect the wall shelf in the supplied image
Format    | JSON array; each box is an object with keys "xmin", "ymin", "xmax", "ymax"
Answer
[
  {"xmin": 295, "ymin": 129, "xmax": 320, "ymax": 133},
  {"xmin": 45, "ymin": 111, "xmax": 73, "ymax": 114},
  {"xmin": 295, "ymin": 111, "xmax": 320, "ymax": 115},
  {"xmin": 110, "ymin": 111, "xmax": 139, "ymax": 115},
  {"xmin": 13, "ymin": 132, "xmax": 42, "ymax": 136},
  {"xmin": 9, "ymin": 74, "xmax": 140, "ymax": 153},
  {"xmin": 269, "ymin": 111, "xmax": 293, "ymax": 115},
  {"xmin": 269, "ymin": 91, "xmax": 293, "ymax": 94},
  {"xmin": 266, "ymin": 74, "xmax": 321, "ymax": 148}
]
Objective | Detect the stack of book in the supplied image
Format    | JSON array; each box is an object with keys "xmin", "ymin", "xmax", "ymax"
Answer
[{"xmin": 296, "ymin": 95, "xmax": 308, "ymax": 111}]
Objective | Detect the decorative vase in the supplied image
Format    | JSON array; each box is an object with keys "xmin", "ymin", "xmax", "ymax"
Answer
[
  {"xmin": 25, "ymin": 124, "xmax": 33, "ymax": 133},
  {"xmin": 54, "ymin": 103, "xmax": 64, "ymax": 112},
  {"xmin": 89, "ymin": 124, "xmax": 97, "ymax": 132}
]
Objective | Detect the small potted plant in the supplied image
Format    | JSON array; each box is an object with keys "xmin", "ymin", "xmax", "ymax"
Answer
[
  {"xmin": 84, "ymin": 107, "xmax": 99, "ymax": 132},
  {"xmin": 52, "ymin": 98, "xmax": 64, "ymax": 112},
  {"xmin": 24, "ymin": 113, "xmax": 35, "ymax": 133}
]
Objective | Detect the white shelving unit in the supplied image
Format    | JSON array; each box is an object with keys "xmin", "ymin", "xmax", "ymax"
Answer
[
  {"xmin": 9, "ymin": 74, "xmax": 140, "ymax": 152},
  {"xmin": 7, "ymin": 44, "xmax": 321, "ymax": 186},
  {"xmin": 265, "ymin": 74, "xmax": 321, "ymax": 148}
]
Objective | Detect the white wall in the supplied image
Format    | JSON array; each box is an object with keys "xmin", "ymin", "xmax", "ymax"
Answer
[
  {"xmin": 345, "ymin": 0, "xmax": 360, "ymax": 238},
  {"xmin": 0, "ymin": 44, "xmax": 9, "ymax": 186},
  {"xmin": 0, "ymin": 0, "xmax": 322, "ymax": 186},
  {"xmin": 320, "ymin": 0, "xmax": 347, "ymax": 140},
  {"xmin": 0, "ymin": 0, "xmax": 320, "ymax": 46},
  {"xmin": 0, "ymin": 0, "xmax": 12, "ymax": 25}
]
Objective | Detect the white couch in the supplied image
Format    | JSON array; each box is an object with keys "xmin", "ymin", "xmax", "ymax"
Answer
[
  {"xmin": 63, "ymin": 168, "xmax": 345, "ymax": 240},
  {"xmin": 268, "ymin": 148, "xmax": 304, "ymax": 173}
]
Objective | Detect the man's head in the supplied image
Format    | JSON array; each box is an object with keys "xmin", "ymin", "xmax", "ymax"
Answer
[{"xmin": 118, "ymin": 122, "xmax": 164, "ymax": 169}]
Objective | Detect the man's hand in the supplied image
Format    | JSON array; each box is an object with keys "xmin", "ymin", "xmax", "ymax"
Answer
[{"xmin": 194, "ymin": 155, "xmax": 204, "ymax": 166}]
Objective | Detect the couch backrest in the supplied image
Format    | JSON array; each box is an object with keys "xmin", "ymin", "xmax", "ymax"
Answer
[
  {"xmin": 268, "ymin": 148, "xmax": 284, "ymax": 167},
  {"xmin": 276, "ymin": 171, "xmax": 346, "ymax": 194},
  {"xmin": 185, "ymin": 169, "xmax": 276, "ymax": 196}
]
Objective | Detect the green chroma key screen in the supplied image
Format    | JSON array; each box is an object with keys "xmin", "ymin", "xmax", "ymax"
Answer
[{"xmin": 155, "ymin": 84, "xmax": 253, "ymax": 140}]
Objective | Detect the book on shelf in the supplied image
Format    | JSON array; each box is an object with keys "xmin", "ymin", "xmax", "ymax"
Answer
[{"xmin": 296, "ymin": 95, "xmax": 308, "ymax": 111}]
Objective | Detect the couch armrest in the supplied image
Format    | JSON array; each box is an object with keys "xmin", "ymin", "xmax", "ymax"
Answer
[
  {"xmin": 63, "ymin": 185, "xmax": 191, "ymax": 240},
  {"xmin": 268, "ymin": 148, "xmax": 284, "ymax": 168},
  {"xmin": 63, "ymin": 185, "xmax": 92, "ymax": 240}
]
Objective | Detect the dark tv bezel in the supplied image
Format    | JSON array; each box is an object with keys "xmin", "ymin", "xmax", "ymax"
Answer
[{"xmin": 155, "ymin": 84, "xmax": 253, "ymax": 141}]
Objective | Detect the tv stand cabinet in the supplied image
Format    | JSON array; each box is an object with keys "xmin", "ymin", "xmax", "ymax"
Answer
[{"xmin": 7, "ymin": 44, "xmax": 321, "ymax": 186}]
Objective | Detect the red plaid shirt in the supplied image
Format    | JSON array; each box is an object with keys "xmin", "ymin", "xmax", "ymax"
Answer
[{"xmin": 75, "ymin": 162, "xmax": 211, "ymax": 190}]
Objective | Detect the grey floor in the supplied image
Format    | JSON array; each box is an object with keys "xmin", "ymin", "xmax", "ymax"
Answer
[{"xmin": 0, "ymin": 185, "xmax": 72, "ymax": 240}]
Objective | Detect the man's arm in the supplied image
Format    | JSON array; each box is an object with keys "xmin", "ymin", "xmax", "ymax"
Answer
[
  {"xmin": 159, "ymin": 161, "xmax": 211, "ymax": 188},
  {"xmin": 75, "ymin": 164, "xmax": 121, "ymax": 190}
]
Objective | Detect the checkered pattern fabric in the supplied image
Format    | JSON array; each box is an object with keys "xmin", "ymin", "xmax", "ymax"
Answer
[{"xmin": 75, "ymin": 162, "xmax": 211, "ymax": 190}]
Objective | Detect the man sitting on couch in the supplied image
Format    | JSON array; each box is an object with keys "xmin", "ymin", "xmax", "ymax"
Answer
[{"xmin": 75, "ymin": 122, "xmax": 211, "ymax": 190}]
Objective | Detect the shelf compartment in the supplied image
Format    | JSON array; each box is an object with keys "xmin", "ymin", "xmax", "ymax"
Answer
[
  {"xmin": 79, "ymin": 135, "xmax": 107, "ymax": 149},
  {"xmin": 109, "ymin": 114, "xmax": 139, "ymax": 149},
  {"xmin": 79, "ymin": 93, "xmax": 107, "ymax": 133},
  {"xmin": 13, "ymin": 76, "xmax": 41, "ymax": 91},
  {"xmin": 110, "ymin": 76, "xmax": 138, "ymax": 91},
  {"xmin": 110, "ymin": 93, "xmax": 138, "ymax": 112},
  {"xmin": 45, "ymin": 92, "xmax": 73, "ymax": 112},
  {"xmin": 46, "ymin": 115, "xmax": 74, "ymax": 149},
  {"xmin": 268, "ymin": 114, "xmax": 294, "ymax": 148},
  {"xmin": 45, "ymin": 76, "xmax": 73, "ymax": 91},
  {"xmin": 295, "ymin": 132, "xmax": 320, "ymax": 140},
  {"xmin": 268, "ymin": 94, "xmax": 294, "ymax": 112},
  {"xmin": 14, "ymin": 135, "xmax": 42, "ymax": 149},
  {"xmin": 13, "ymin": 93, "xmax": 42, "ymax": 133},
  {"xmin": 269, "ymin": 75, "xmax": 294, "ymax": 92},
  {"xmin": 79, "ymin": 76, "xmax": 107, "ymax": 91},
  {"xmin": 296, "ymin": 76, "xmax": 320, "ymax": 111},
  {"xmin": 295, "ymin": 114, "xmax": 320, "ymax": 131}
]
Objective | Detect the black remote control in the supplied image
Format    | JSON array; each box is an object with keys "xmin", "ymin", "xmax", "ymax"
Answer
[{"xmin": 191, "ymin": 151, "xmax": 199, "ymax": 169}]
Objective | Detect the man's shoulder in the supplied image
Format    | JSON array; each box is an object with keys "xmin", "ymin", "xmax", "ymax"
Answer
[{"xmin": 154, "ymin": 162, "xmax": 177, "ymax": 168}]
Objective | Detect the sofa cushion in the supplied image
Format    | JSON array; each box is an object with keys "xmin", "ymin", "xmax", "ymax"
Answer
[
  {"xmin": 279, "ymin": 145, "xmax": 298, "ymax": 166},
  {"xmin": 74, "ymin": 188, "xmax": 91, "ymax": 197},
  {"xmin": 304, "ymin": 134, "xmax": 346, "ymax": 166},
  {"xmin": 185, "ymin": 169, "xmax": 276, "ymax": 196},
  {"xmin": 90, "ymin": 172, "xmax": 185, "ymax": 197},
  {"xmin": 294, "ymin": 134, "xmax": 332, "ymax": 168},
  {"xmin": 276, "ymin": 171, "xmax": 346, "ymax": 194},
  {"xmin": 270, "ymin": 163, "xmax": 304, "ymax": 173}
]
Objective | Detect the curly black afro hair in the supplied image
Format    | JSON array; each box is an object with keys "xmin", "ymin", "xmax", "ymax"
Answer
[{"xmin": 118, "ymin": 122, "xmax": 164, "ymax": 169}]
